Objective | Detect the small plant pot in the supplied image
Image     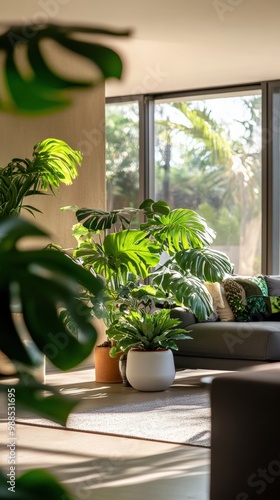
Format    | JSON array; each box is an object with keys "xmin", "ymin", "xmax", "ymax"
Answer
[
  {"xmin": 126, "ymin": 349, "xmax": 175, "ymax": 391},
  {"xmin": 94, "ymin": 346, "xmax": 122, "ymax": 383}
]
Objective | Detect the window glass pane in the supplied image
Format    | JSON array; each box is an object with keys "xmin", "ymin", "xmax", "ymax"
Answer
[
  {"xmin": 154, "ymin": 91, "xmax": 262, "ymax": 275},
  {"xmin": 106, "ymin": 101, "xmax": 140, "ymax": 211},
  {"xmin": 272, "ymin": 86, "xmax": 280, "ymax": 273}
]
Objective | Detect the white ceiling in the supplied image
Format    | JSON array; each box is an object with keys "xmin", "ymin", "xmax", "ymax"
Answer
[{"xmin": 2, "ymin": 0, "xmax": 280, "ymax": 97}]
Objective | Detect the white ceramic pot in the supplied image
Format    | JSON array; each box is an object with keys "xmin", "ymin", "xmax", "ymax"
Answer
[{"xmin": 126, "ymin": 349, "xmax": 175, "ymax": 392}]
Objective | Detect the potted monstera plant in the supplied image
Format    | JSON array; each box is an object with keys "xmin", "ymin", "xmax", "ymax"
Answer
[
  {"xmin": 106, "ymin": 308, "xmax": 191, "ymax": 391},
  {"xmin": 62, "ymin": 199, "xmax": 232, "ymax": 383}
]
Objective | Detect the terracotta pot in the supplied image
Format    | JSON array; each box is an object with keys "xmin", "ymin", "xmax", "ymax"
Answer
[
  {"xmin": 126, "ymin": 348, "xmax": 175, "ymax": 391},
  {"xmin": 94, "ymin": 346, "xmax": 122, "ymax": 383}
]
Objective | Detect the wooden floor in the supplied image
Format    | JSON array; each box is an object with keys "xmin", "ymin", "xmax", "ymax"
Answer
[{"xmin": 0, "ymin": 368, "xmax": 211, "ymax": 500}]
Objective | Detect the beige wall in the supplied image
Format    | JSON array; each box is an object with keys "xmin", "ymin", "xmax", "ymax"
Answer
[{"xmin": 0, "ymin": 84, "xmax": 105, "ymax": 249}]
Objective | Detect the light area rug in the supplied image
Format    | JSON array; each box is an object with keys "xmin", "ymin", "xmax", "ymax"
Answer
[{"xmin": 18, "ymin": 369, "xmax": 214, "ymax": 448}]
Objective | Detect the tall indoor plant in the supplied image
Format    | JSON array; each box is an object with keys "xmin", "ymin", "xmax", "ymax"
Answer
[
  {"xmin": 63, "ymin": 198, "xmax": 232, "ymax": 382},
  {"xmin": 66, "ymin": 198, "xmax": 232, "ymax": 322}
]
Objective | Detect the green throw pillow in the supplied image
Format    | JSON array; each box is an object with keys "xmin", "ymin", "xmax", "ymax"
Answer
[
  {"xmin": 235, "ymin": 296, "xmax": 270, "ymax": 321},
  {"xmin": 223, "ymin": 275, "xmax": 269, "ymax": 322}
]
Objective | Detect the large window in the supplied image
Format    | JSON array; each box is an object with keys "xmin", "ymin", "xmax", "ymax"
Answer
[
  {"xmin": 105, "ymin": 82, "xmax": 280, "ymax": 274},
  {"xmin": 153, "ymin": 91, "xmax": 262, "ymax": 274}
]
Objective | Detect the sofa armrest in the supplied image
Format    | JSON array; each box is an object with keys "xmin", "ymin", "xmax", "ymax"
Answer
[
  {"xmin": 210, "ymin": 365, "xmax": 280, "ymax": 499},
  {"xmin": 170, "ymin": 307, "xmax": 197, "ymax": 329}
]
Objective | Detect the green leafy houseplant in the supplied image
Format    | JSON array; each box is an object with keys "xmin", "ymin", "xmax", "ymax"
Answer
[
  {"xmin": 107, "ymin": 308, "xmax": 191, "ymax": 355},
  {"xmin": 60, "ymin": 208, "xmax": 161, "ymax": 382},
  {"xmin": 65, "ymin": 198, "xmax": 232, "ymax": 328},
  {"xmin": 0, "ymin": 137, "xmax": 82, "ymax": 218},
  {"xmin": 59, "ymin": 198, "xmax": 232, "ymax": 385},
  {"xmin": 0, "ymin": 217, "xmax": 104, "ymax": 499},
  {"xmin": 106, "ymin": 308, "xmax": 191, "ymax": 392},
  {"xmin": 0, "ymin": 217, "xmax": 104, "ymax": 384},
  {"xmin": 64, "ymin": 206, "xmax": 162, "ymax": 331}
]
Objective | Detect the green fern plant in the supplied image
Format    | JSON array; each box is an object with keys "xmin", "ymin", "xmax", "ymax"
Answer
[{"xmin": 107, "ymin": 308, "xmax": 191, "ymax": 355}]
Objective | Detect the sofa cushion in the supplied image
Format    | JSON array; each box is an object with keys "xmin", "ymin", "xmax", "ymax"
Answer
[
  {"xmin": 235, "ymin": 295, "xmax": 270, "ymax": 321},
  {"xmin": 217, "ymin": 286, "xmax": 235, "ymax": 322},
  {"xmin": 203, "ymin": 282, "xmax": 224, "ymax": 308},
  {"xmin": 264, "ymin": 275, "xmax": 280, "ymax": 295},
  {"xmin": 223, "ymin": 275, "xmax": 269, "ymax": 321},
  {"xmin": 203, "ymin": 282, "xmax": 235, "ymax": 322}
]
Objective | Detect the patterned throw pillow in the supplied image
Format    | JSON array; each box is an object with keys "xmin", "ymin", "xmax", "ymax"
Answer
[
  {"xmin": 235, "ymin": 296, "xmax": 270, "ymax": 321},
  {"xmin": 217, "ymin": 286, "xmax": 235, "ymax": 322},
  {"xmin": 223, "ymin": 275, "xmax": 269, "ymax": 322},
  {"xmin": 270, "ymin": 296, "xmax": 280, "ymax": 314}
]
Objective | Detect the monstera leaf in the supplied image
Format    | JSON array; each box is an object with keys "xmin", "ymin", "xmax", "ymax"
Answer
[
  {"xmin": 0, "ymin": 217, "xmax": 104, "ymax": 370},
  {"xmin": 31, "ymin": 138, "xmax": 82, "ymax": 189},
  {"xmin": 0, "ymin": 468, "xmax": 73, "ymax": 500},
  {"xmin": 70, "ymin": 206, "xmax": 139, "ymax": 231},
  {"xmin": 140, "ymin": 207, "xmax": 216, "ymax": 253},
  {"xmin": 151, "ymin": 247, "xmax": 232, "ymax": 320},
  {"xmin": 139, "ymin": 199, "xmax": 170, "ymax": 218},
  {"xmin": 175, "ymin": 247, "xmax": 232, "ymax": 282},
  {"xmin": 74, "ymin": 230, "xmax": 161, "ymax": 282},
  {"xmin": 0, "ymin": 23, "xmax": 130, "ymax": 115},
  {"xmin": 152, "ymin": 269, "xmax": 213, "ymax": 321}
]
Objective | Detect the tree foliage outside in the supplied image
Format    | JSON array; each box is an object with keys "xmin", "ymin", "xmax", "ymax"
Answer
[
  {"xmin": 154, "ymin": 95, "xmax": 262, "ymax": 274},
  {"xmin": 106, "ymin": 102, "xmax": 140, "ymax": 212}
]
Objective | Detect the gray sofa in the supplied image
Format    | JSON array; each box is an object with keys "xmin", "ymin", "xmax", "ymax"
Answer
[
  {"xmin": 171, "ymin": 308, "xmax": 280, "ymax": 371},
  {"xmin": 171, "ymin": 274, "xmax": 280, "ymax": 370}
]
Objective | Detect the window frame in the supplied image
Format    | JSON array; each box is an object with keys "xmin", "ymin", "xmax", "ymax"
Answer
[{"xmin": 106, "ymin": 80, "xmax": 280, "ymax": 274}]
